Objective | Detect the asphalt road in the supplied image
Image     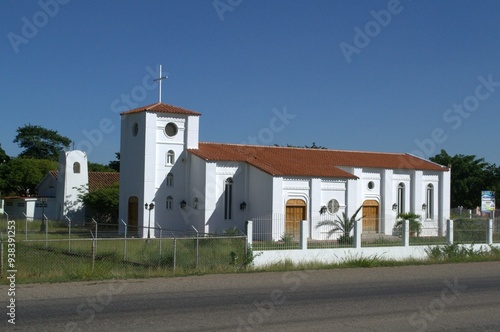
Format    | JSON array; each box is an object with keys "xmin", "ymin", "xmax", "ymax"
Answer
[{"xmin": 3, "ymin": 261, "xmax": 500, "ymax": 331}]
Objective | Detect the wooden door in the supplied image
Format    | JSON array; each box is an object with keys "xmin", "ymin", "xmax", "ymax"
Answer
[
  {"xmin": 362, "ymin": 200, "xmax": 379, "ymax": 232},
  {"xmin": 128, "ymin": 196, "xmax": 139, "ymax": 236},
  {"xmin": 286, "ymin": 199, "xmax": 306, "ymax": 239}
]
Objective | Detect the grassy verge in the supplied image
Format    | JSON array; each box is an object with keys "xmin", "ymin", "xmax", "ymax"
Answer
[
  {"xmin": 1, "ymin": 237, "xmax": 249, "ymax": 284},
  {"xmin": 3, "ymin": 241, "xmax": 500, "ymax": 284},
  {"xmin": 254, "ymin": 244, "xmax": 500, "ymax": 272}
]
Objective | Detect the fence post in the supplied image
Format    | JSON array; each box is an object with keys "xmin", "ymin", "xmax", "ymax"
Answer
[
  {"xmin": 191, "ymin": 225, "xmax": 199, "ymax": 270},
  {"xmin": 172, "ymin": 231, "xmax": 177, "ymax": 274},
  {"xmin": 68, "ymin": 220, "xmax": 71, "ymax": 253},
  {"xmin": 44, "ymin": 214, "xmax": 48, "ymax": 249},
  {"xmin": 447, "ymin": 219, "xmax": 454, "ymax": 245},
  {"xmin": 246, "ymin": 220, "xmax": 253, "ymax": 246},
  {"xmin": 0, "ymin": 234, "xmax": 3, "ymax": 278},
  {"xmin": 121, "ymin": 219, "xmax": 127, "ymax": 261},
  {"xmin": 156, "ymin": 222, "xmax": 162, "ymax": 266},
  {"xmin": 4, "ymin": 213, "xmax": 8, "ymax": 233},
  {"xmin": 402, "ymin": 220, "xmax": 410, "ymax": 247},
  {"xmin": 92, "ymin": 219, "xmax": 98, "ymax": 256},
  {"xmin": 246, "ymin": 221, "xmax": 253, "ymax": 259},
  {"xmin": 353, "ymin": 218, "xmax": 362, "ymax": 249},
  {"xmin": 300, "ymin": 220, "xmax": 308, "ymax": 250},
  {"xmin": 487, "ymin": 219, "xmax": 493, "ymax": 245},
  {"xmin": 90, "ymin": 230, "xmax": 96, "ymax": 273},
  {"xmin": 22, "ymin": 212, "xmax": 28, "ymax": 241}
]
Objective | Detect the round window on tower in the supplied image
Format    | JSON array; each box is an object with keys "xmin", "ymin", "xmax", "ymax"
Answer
[
  {"xmin": 327, "ymin": 199, "xmax": 340, "ymax": 214},
  {"xmin": 165, "ymin": 122, "xmax": 178, "ymax": 137},
  {"xmin": 132, "ymin": 123, "xmax": 139, "ymax": 137}
]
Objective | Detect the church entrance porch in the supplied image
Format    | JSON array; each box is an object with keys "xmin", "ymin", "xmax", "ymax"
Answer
[
  {"xmin": 285, "ymin": 199, "xmax": 306, "ymax": 239},
  {"xmin": 362, "ymin": 200, "xmax": 379, "ymax": 233}
]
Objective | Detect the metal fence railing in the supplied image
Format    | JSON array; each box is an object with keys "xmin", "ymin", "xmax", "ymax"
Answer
[
  {"xmin": 0, "ymin": 217, "xmax": 248, "ymax": 282},
  {"xmin": 250, "ymin": 215, "xmax": 497, "ymax": 250}
]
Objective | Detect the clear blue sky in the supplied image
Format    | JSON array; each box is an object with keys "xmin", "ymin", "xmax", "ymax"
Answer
[{"xmin": 1, "ymin": 0, "xmax": 499, "ymax": 165}]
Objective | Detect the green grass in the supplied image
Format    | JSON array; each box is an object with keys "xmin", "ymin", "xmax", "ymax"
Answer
[{"xmin": 1, "ymin": 236, "xmax": 248, "ymax": 284}]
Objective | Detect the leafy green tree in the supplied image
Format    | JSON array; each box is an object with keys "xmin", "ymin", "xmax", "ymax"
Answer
[
  {"xmin": 13, "ymin": 124, "xmax": 71, "ymax": 161},
  {"xmin": 0, "ymin": 144, "xmax": 10, "ymax": 163},
  {"xmin": 108, "ymin": 152, "xmax": 120, "ymax": 172},
  {"xmin": 0, "ymin": 158, "xmax": 57, "ymax": 196},
  {"xmin": 315, "ymin": 205, "xmax": 363, "ymax": 244},
  {"xmin": 88, "ymin": 162, "xmax": 116, "ymax": 172},
  {"xmin": 78, "ymin": 182, "xmax": 119, "ymax": 224},
  {"xmin": 430, "ymin": 149, "xmax": 494, "ymax": 208}
]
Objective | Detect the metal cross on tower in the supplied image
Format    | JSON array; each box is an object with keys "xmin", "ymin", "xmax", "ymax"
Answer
[{"xmin": 154, "ymin": 64, "xmax": 168, "ymax": 103}]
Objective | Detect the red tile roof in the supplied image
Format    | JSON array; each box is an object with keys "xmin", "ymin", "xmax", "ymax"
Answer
[
  {"xmin": 88, "ymin": 172, "xmax": 120, "ymax": 191},
  {"xmin": 49, "ymin": 171, "xmax": 120, "ymax": 191},
  {"xmin": 120, "ymin": 102, "xmax": 201, "ymax": 116},
  {"xmin": 189, "ymin": 143, "xmax": 448, "ymax": 179}
]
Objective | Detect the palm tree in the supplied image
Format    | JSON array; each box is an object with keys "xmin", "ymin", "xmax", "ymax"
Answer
[
  {"xmin": 316, "ymin": 205, "xmax": 364, "ymax": 244},
  {"xmin": 395, "ymin": 212, "xmax": 422, "ymax": 237}
]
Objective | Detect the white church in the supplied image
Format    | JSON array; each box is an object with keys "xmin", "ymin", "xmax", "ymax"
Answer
[{"xmin": 118, "ymin": 102, "xmax": 451, "ymax": 239}]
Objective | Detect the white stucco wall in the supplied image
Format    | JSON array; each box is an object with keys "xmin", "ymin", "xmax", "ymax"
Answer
[
  {"xmin": 119, "ymin": 112, "xmax": 147, "ymax": 235},
  {"xmin": 55, "ymin": 150, "xmax": 88, "ymax": 225}
]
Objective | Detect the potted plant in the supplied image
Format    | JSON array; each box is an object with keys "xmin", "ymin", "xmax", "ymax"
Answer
[{"xmin": 395, "ymin": 212, "xmax": 422, "ymax": 237}]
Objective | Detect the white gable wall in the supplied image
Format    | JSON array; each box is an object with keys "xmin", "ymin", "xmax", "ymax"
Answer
[
  {"xmin": 55, "ymin": 150, "xmax": 88, "ymax": 225},
  {"xmin": 185, "ymin": 115, "xmax": 199, "ymax": 149},
  {"xmin": 119, "ymin": 112, "xmax": 147, "ymax": 235},
  {"xmin": 313, "ymin": 179, "xmax": 348, "ymax": 239}
]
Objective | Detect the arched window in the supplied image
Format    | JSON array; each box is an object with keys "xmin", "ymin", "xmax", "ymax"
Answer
[
  {"xmin": 166, "ymin": 173, "xmax": 174, "ymax": 187},
  {"xmin": 193, "ymin": 197, "xmax": 199, "ymax": 210},
  {"xmin": 397, "ymin": 183, "xmax": 405, "ymax": 215},
  {"xmin": 426, "ymin": 184, "xmax": 434, "ymax": 219},
  {"xmin": 224, "ymin": 178, "xmax": 233, "ymax": 220},
  {"xmin": 166, "ymin": 150, "xmax": 175, "ymax": 165},
  {"xmin": 166, "ymin": 196, "xmax": 173, "ymax": 210},
  {"xmin": 73, "ymin": 162, "xmax": 81, "ymax": 174}
]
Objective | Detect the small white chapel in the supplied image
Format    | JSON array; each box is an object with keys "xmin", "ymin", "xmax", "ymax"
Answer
[{"xmin": 118, "ymin": 101, "xmax": 451, "ymax": 239}]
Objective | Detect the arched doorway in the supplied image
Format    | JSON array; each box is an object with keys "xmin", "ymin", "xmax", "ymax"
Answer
[
  {"xmin": 285, "ymin": 199, "xmax": 306, "ymax": 238},
  {"xmin": 362, "ymin": 200, "xmax": 379, "ymax": 232},
  {"xmin": 128, "ymin": 196, "xmax": 139, "ymax": 236}
]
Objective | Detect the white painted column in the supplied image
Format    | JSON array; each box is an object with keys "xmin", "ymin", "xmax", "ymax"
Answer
[
  {"xmin": 382, "ymin": 169, "xmax": 394, "ymax": 235},
  {"xmin": 143, "ymin": 111, "xmax": 157, "ymax": 238},
  {"xmin": 310, "ymin": 178, "xmax": 321, "ymax": 239},
  {"xmin": 411, "ymin": 170, "xmax": 423, "ymax": 214},
  {"xmin": 354, "ymin": 218, "xmax": 362, "ymax": 249},
  {"xmin": 246, "ymin": 220, "xmax": 253, "ymax": 246},
  {"xmin": 438, "ymin": 170, "xmax": 451, "ymax": 237},
  {"xmin": 402, "ymin": 219, "xmax": 410, "ymax": 247},
  {"xmin": 487, "ymin": 219, "xmax": 493, "ymax": 245},
  {"xmin": 447, "ymin": 219, "xmax": 454, "ymax": 245}
]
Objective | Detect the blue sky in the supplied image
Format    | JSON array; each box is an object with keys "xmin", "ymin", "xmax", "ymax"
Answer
[{"xmin": 1, "ymin": 0, "xmax": 499, "ymax": 165}]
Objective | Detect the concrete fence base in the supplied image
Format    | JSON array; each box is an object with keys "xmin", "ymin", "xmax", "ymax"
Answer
[{"xmin": 246, "ymin": 219, "xmax": 498, "ymax": 268}]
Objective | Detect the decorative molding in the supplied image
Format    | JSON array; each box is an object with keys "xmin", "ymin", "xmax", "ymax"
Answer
[
  {"xmin": 422, "ymin": 175, "xmax": 439, "ymax": 182},
  {"xmin": 320, "ymin": 186, "xmax": 346, "ymax": 191},
  {"xmin": 393, "ymin": 174, "xmax": 411, "ymax": 181},
  {"xmin": 216, "ymin": 164, "xmax": 239, "ymax": 175},
  {"xmin": 283, "ymin": 185, "xmax": 310, "ymax": 190},
  {"xmin": 361, "ymin": 172, "xmax": 381, "ymax": 180}
]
